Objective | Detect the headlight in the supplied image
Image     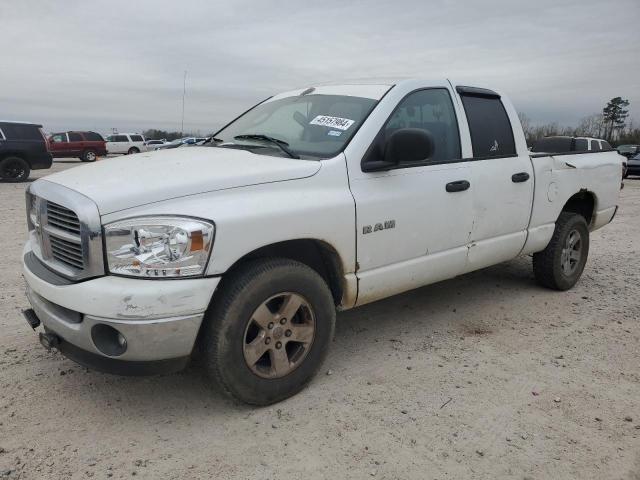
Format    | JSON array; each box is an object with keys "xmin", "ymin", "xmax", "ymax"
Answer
[
  {"xmin": 26, "ymin": 190, "xmax": 40, "ymax": 230},
  {"xmin": 104, "ymin": 217, "xmax": 214, "ymax": 278}
]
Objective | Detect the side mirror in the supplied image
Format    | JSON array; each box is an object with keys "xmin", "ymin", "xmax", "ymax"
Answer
[
  {"xmin": 362, "ymin": 128, "xmax": 435, "ymax": 172},
  {"xmin": 384, "ymin": 128, "xmax": 434, "ymax": 165}
]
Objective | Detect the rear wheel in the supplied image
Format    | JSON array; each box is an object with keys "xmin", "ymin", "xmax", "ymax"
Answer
[
  {"xmin": 533, "ymin": 212, "xmax": 589, "ymax": 290},
  {"xmin": 201, "ymin": 258, "xmax": 336, "ymax": 405},
  {"xmin": 0, "ymin": 156, "xmax": 30, "ymax": 182},
  {"xmin": 127, "ymin": 147, "xmax": 139, "ymax": 155},
  {"xmin": 81, "ymin": 149, "xmax": 97, "ymax": 162}
]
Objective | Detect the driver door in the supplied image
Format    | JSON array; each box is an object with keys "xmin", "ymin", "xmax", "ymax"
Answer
[{"xmin": 348, "ymin": 88, "xmax": 473, "ymax": 306}]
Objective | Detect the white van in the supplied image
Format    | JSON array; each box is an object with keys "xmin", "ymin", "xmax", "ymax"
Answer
[{"xmin": 105, "ymin": 133, "xmax": 147, "ymax": 155}]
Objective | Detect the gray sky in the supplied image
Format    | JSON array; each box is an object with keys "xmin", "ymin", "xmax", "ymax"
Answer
[{"xmin": 2, "ymin": 0, "xmax": 639, "ymax": 135}]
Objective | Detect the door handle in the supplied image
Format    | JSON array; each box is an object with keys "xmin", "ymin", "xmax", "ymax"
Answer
[
  {"xmin": 446, "ymin": 180, "xmax": 470, "ymax": 192},
  {"xmin": 511, "ymin": 172, "xmax": 530, "ymax": 183}
]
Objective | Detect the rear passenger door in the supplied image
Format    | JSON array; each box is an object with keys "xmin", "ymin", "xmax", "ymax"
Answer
[
  {"xmin": 67, "ymin": 132, "xmax": 84, "ymax": 157},
  {"xmin": 454, "ymin": 87, "xmax": 534, "ymax": 272}
]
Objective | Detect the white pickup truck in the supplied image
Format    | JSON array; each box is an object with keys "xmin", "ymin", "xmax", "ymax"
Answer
[{"xmin": 22, "ymin": 79, "xmax": 623, "ymax": 405}]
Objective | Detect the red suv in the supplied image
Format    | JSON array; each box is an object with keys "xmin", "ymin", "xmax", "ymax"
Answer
[{"xmin": 48, "ymin": 131, "xmax": 107, "ymax": 162}]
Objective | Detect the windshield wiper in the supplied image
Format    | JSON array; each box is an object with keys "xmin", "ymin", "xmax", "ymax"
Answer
[{"xmin": 233, "ymin": 134, "xmax": 299, "ymax": 159}]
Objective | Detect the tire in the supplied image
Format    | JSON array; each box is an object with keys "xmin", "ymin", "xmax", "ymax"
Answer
[
  {"xmin": 201, "ymin": 258, "xmax": 336, "ymax": 405},
  {"xmin": 127, "ymin": 147, "xmax": 139, "ymax": 155},
  {"xmin": 0, "ymin": 156, "xmax": 30, "ymax": 182},
  {"xmin": 533, "ymin": 212, "xmax": 590, "ymax": 291},
  {"xmin": 81, "ymin": 149, "xmax": 97, "ymax": 162}
]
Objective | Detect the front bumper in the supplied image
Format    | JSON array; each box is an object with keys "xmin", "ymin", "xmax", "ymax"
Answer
[{"xmin": 23, "ymin": 247, "xmax": 220, "ymax": 372}]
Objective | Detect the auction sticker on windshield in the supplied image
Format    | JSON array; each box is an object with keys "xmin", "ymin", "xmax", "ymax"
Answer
[{"xmin": 310, "ymin": 115, "xmax": 355, "ymax": 131}]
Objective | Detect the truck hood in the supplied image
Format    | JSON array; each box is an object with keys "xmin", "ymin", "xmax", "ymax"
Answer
[{"xmin": 42, "ymin": 147, "xmax": 321, "ymax": 214}]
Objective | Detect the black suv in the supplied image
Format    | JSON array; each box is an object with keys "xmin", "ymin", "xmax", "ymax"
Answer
[{"xmin": 0, "ymin": 121, "xmax": 52, "ymax": 182}]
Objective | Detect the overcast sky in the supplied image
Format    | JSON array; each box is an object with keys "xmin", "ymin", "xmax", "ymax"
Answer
[{"xmin": 2, "ymin": 0, "xmax": 639, "ymax": 135}]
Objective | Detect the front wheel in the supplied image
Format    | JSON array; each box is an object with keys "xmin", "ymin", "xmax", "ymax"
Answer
[
  {"xmin": 0, "ymin": 156, "xmax": 30, "ymax": 182},
  {"xmin": 201, "ymin": 258, "xmax": 336, "ymax": 405},
  {"xmin": 533, "ymin": 212, "xmax": 590, "ymax": 290}
]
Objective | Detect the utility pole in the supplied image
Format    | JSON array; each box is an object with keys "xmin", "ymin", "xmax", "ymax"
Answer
[{"xmin": 181, "ymin": 70, "xmax": 187, "ymax": 136}]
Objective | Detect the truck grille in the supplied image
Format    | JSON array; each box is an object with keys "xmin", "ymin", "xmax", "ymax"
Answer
[
  {"xmin": 45, "ymin": 202, "xmax": 85, "ymax": 271},
  {"xmin": 46, "ymin": 201, "xmax": 81, "ymax": 235},
  {"xmin": 27, "ymin": 181, "xmax": 104, "ymax": 281}
]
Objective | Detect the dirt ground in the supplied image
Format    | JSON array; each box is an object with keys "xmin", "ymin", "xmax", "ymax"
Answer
[{"xmin": 1, "ymin": 159, "xmax": 638, "ymax": 480}]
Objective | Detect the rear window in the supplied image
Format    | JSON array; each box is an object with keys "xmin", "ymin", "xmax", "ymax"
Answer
[
  {"xmin": 1, "ymin": 124, "xmax": 43, "ymax": 141},
  {"xmin": 574, "ymin": 139, "xmax": 588, "ymax": 151},
  {"xmin": 68, "ymin": 132, "xmax": 82, "ymax": 142},
  {"xmin": 459, "ymin": 95, "xmax": 516, "ymax": 158},
  {"xmin": 84, "ymin": 132, "xmax": 104, "ymax": 141},
  {"xmin": 130, "ymin": 135, "xmax": 143, "ymax": 142}
]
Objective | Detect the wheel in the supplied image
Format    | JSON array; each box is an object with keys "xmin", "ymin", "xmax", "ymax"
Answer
[
  {"xmin": 81, "ymin": 149, "xmax": 97, "ymax": 162},
  {"xmin": 0, "ymin": 156, "xmax": 30, "ymax": 182},
  {"xmin": 127, "ymin": 147, "xmax": 139, "ymax": 155},
  {"xmin": 201, "ymin": 258, "xmax": 336, "ymax": 405},
  {"xmin": 533, "ymin": 212, "xmax": 590, "ymax": 290}
]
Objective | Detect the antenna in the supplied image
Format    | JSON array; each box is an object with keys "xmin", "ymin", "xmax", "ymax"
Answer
[{"xmin": 181, "ymin": 70, "xmax": 187, "ymax": 136}]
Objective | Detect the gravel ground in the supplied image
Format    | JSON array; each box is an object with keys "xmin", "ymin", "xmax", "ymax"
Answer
[{"xmin": 1, "ymin": 159, "xmax": 638, "ymax": 480}]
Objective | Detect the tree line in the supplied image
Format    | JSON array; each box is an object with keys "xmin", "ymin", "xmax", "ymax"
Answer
[
  {"xmin": 519, "ymin": 97, "xmax": 637, "ymax": 147},
  {"xmin": 142, "ymin": 129, "xmax": 204, "ymax": 141}
]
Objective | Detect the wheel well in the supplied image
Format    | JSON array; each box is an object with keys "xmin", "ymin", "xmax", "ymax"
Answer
[
  {"xmin": 561, "ymin": 190, "xmax": 595, "ymax": 225},
  {"xmin": 227, "ymin": 239, "xmax": 345, "ymax": 306}
]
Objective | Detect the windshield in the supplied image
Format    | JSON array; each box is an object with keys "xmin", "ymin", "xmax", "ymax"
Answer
[{"xmin": 213, "ymin": 94, "xmax": 379, "ymax": 159}]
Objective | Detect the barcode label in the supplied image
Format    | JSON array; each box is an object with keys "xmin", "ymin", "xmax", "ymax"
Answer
[{"xmin": 309, "ymin": 115, "xmax": 355, "ymax": 131}]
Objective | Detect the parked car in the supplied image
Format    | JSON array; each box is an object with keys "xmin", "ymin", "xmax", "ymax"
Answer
[
  {"xmin": 616, "ymin": 144, "xmax": 640, "ymax": 159},
  {"xmin": 626, "ymin": 152, "xmax": 640, "ymax": 177},
  {"xmin": 145, "ymin": 139, "xmax": 167, "ymax": 149},
  {"xmin": 105, "ymin": 133, "xmax": 147, "ymax": 155},
  {"xmin": 49, "ymin": 131, "xmax": 107, "ymax": 162},
  {"xmin": 153, "ymin": 137, "xmax": 208, "ymax": 151},
  {"xmin": 22, "ymin": 79, "xmax": 623, "ymax": 405},
  {"xmin": 532, "ymin": 136, "xmax": 612, "ymax": 153},
  {"xmin": 0, "ymin": 120, "xmax": 51, "ymax": 182}
]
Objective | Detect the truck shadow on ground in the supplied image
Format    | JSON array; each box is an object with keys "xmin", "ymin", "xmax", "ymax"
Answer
[{"xmin": 44, "ymin": 255, "xmax": 540, "ymax": 417}]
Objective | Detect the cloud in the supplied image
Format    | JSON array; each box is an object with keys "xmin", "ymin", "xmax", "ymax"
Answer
[{"xmin": 1, "ymin": 0, "xmax": 638, "ymax": 134}]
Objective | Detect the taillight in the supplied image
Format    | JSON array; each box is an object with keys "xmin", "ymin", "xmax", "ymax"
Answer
[{"xmin": 39, "ymin": 128, "xmax": 50, "ymax": 152}]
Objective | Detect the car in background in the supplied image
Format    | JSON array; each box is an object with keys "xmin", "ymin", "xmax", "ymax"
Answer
[
  {"xmin": 626, "ymin": 153, "xmax": 640, "ymax": 178},
  {"xmin": 617, "ymin": 144, "xmax": 640, "ymax": 159},
  {"xmin": 152, "ymin": 137, "xmax": 208, "ymax": 151},
  {"xmin": 145, "ymin": 139, "xmax": 169, "ymax": 149},
  {"xmin": 0, "ymin": 120, "xmax": 52, "ymax": 182},
  {"xmin": 105, "ymin": 133, "xmax": 147, "ymax": 155},
  {"xmin": 531, "ymin": 136, "xmax": 613, "ymax": 153},
  {"xmin": 49, "ymin": 131, "xmax": 107, "ymax": 162}
]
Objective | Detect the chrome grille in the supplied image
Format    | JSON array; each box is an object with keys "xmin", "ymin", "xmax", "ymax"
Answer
[
  {"xmin": 49, "ymin": 235, "xmax": 84, "ymax": 269},
  {"xmin": 27, "ymin": 181, "xmax": 104, "ymax": 281},
  {"xmin": 46, "ymin": 201, "xmax": 81, "ymax": 235}
]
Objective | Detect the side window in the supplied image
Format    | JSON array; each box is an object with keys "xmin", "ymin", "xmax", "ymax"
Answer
[
  {"xmin": 3, "ymin": 125, "xmax": 43, "ymax": 141},
  {"xmin": 460, "ymin": 94, "xmax": 516, "ymax": 158},
  {"xmin": 85, "ymin": 132, "xmax": 104, "ymax": 141},
  {"xmin": 51, "ymin": 133, "xmax": 67, "ymax": 143},
  {"xmin": 574, "ymin": 139, "xmax": 588, "ymax": 151},
  {"xmin": 601, "ymin": 141, "xmax": 612, "ymax": 150},
  {"xmin": 114, "ymin": 135, "xmax": 128, "ymax": 142},
  {"xmin": 383, "ymin": 89, "xmax": 461, "ymax": 162},
  {"xmin": 590, "ymin": 140, "xmax": 601, "ymax": 151},
  {"xmin": 68, "ymin": 132, "xmax": 82, "ymax": 142},
  {"xmin": 130, "ymin": 135, "xmax": 143, "ymax": 142}
]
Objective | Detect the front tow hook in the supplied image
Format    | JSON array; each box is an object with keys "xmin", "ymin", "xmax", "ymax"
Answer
[
  {"xmin": 39, "ymin": 332, "xmax": 60, "ymax": 351},
  {"xmin": 22, "ymin": 308, "xmax": 40, "ymax": 330}
]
